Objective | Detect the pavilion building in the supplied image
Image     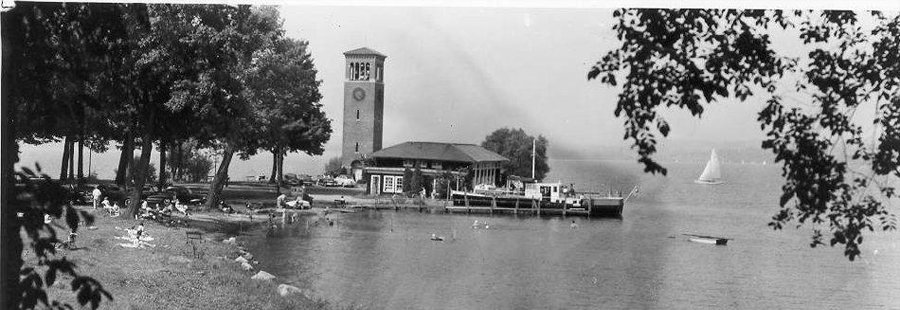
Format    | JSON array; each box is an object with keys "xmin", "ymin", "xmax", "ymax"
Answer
[{"xmin": 364, "ymin": 141, "xmax": 508, "ymax": 196}]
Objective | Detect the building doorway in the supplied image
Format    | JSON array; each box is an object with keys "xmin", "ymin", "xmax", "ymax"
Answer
[{"xmin": 370, "ymin": 175, "xmax": 381, "ymax": 195}]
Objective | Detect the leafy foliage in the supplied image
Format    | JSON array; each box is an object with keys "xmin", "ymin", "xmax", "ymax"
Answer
[
  {"xmin": 590, "ymin": 9, "xmax": 899, "ymax": 260},
  {"xmin": 3, "ymin": 3, "xmax": 330, "ymax": 307},
  {"xmin": 13, "ymin": 166, "xmax": 113, "ymax": 309},
  {"xmin": 481, "ymin": 128, "xmax": 550, "ymax": 181},
  {"xmin": 180, "ymin": 149, "xmax": 214, "ymax": 182},
  {"xmin": 324, "ymin": 156, "xmax": 345, "ymax": 176}
]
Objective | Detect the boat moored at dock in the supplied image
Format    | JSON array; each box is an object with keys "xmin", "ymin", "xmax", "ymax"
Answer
[{"xmin": 447, "ymin": 182, "xmax": 636, "ymax": 217}]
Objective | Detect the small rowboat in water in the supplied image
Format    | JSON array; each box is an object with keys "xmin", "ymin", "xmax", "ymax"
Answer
[{"xmin": 683, "ymin": 234, "xmax": 730, "ymax": 245}]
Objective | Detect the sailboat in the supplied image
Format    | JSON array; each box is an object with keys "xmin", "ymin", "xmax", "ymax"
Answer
[{"xmin": 694, "ymin": 149, "xmax": 724, "ymax": 185}]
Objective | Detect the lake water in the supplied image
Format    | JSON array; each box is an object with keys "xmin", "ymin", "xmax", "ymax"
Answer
[{"xmin": 247, "ymin": 160, "xmax": 900, "ymax": 309}]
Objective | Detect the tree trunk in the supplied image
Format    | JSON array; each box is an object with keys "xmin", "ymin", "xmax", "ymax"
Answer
[
  {"xmin": 77, "ymin": 135, "xmax": 84, "ymax": 182},
  {"xmin": 115, "ymin": 130, "xmax": 133, "ymax": 186},
  {"xmin": 60, "ymin": 136, "xmax": 71, "ymax": 181},
  {"xmin": 205, "ymin": 143, "xmax": 235, "ymax": 210},
  {"xmin": 170, "ymin": 141, "xmax": 180, "ymax": 182},
  {"xmin": 68, "ymin": 139, "xmax": 75, "ymax": 182},
  {"xmin": 269, "ymin": 152, "xmax": 277, "ymax": 183},
  {"xmin": 1, "ymin": 64, "xmax": 22, "ymax": 309},
  {"xmin": 158, "ymin": 141, "xmax": 167, "ymax": 190},
  {"xmin": 126, "ymin": 110, "xmax": 155, "ymax": 218},
  {"xmin": 276, "ymin": 148, "xmax": 284, "ymax": 194}
]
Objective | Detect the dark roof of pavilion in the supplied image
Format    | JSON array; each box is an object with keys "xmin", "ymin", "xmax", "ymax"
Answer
[{"xmin": 372, "ymin": 142, "xmax": 508, "ymax": 163}]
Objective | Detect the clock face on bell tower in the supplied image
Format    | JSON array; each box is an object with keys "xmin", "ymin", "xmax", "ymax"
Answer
[
  {"xmin": 342, "ymin": 47, "xmax": 386, "ymax": 169},
  {"xmin": 352, "ymin": 87, "xmax": 366, "ymax": 101}
]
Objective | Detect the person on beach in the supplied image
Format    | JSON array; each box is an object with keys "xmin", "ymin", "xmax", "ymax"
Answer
[
  {"xmin": 276, "ymin": 193, "xmax": 287, "ymax": 208},
  {"xmin": 175, "ymin": 198, "xmax": 189, "ymax": 216},
  {"xmin": 162, "ymin": 200, "xmax": 175, "ymax": 215},
  {"xmin": 101, "ymin": 197, "xmax": 112, "ymax": 210},
  {"xmin": 109, "ymin": 202, "xmax": 121, "ymax": 217},
  {"xmin": 92, "ymin": 186, "xmax": 102, "ymax": 209},
  {"xmin": 136, "ymin": 222, "xmax": 145, "ymax": 240},
  {"xmin": 570, "ymin": 220, "xmax": 578, "ymax": 229}
]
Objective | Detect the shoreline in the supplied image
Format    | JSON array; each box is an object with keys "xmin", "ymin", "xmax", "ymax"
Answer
[{"xmin": 34, "ymin": 204, "xmax": 335, "ymax": 309}]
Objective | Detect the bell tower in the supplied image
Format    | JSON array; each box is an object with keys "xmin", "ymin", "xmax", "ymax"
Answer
[{"xmin": 342, "ymin": 47, "xmax": 386, "ymax": 171}]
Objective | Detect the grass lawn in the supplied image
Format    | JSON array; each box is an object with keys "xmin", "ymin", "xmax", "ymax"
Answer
[{"xmin": 25, "ymin": 206, "xmax": 335, "ymax": 310}]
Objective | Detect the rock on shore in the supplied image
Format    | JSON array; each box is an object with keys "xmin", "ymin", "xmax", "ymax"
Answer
[
  {"xmin": 251, "ymin": 271, "xmax": 275, "ymax": 281},
  {"xmin": 277, "ymin": 284, "xmax": 309, "ymax": 298}
]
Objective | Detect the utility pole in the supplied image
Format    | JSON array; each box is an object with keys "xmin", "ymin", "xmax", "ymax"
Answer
[{"xmin": 531, "ymin": 138, "xmax": 536, "ymax": 179}]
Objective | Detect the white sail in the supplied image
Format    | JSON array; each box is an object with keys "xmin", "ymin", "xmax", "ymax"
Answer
[{"xmin": 696, "ymin": 149, "xmax": 724, "ymax": 184}]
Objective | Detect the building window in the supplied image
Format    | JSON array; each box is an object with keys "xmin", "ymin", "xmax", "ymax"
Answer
[
  {"xmin": 395, "ymin": 177, "xmax": 403, "ymax": 192},
  {"xmin": 432, "ymin": 162, "xmax": 442, "ymax": 170},
  {"xmin": 384, "ymin": 176, "xmax": 394, "ymax": 193},
  {"xmin": 365, "ymin": 63, "xmax": 370, "ymax": 81},
  {"xmin": 403, "ymin": 160, "xmax": 413, "ymax": 168}
]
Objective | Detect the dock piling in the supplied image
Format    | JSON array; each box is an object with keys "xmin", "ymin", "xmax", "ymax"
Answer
[{"xmin": 465, "ymin": 192, "xmax": 470, "ymax": 214}]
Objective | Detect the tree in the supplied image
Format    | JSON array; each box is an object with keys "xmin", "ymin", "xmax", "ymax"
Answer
[
  {"xmin": 324, "ymin": 156, "xmax": 344, "ymax": 176},
  {"xmin": 481, "ymin": 128, "xmax": 550, "ymax": 181},
  {"xmin": 3, "ymin": 3, "xmax": 127, "ymax": 308},
  {"xmin": 181, "ymin": 149, "xmax": 213, "ymax": 183},
  {"xmin": 246, "ymin": 37, "xmax": 331, "ymax": 192},
  {"xmin": 402, "ymin": 167, "xmax": 413, "ymax": 194},
  {"xmin": 117, "ymin": 155, "xmax": 156, "ymax": 185},
  {"xmin": 589, "ymin": 9, "xmax": 899, "ymax": 260}
]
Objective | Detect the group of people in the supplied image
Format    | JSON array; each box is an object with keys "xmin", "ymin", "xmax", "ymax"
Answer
[
  {"xmin": 93, "ymin": 186, "xmax": 121, "ymax": 217},
  {"xmin": 275, "ymin": 186, "xmax": 313, "ymax": 209},
  {"xmin": 138, "ymin": 198, "xmax": 190, "ymax": 220}
]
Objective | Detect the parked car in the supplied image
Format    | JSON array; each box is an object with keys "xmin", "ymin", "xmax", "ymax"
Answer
[
  {"xmin": 298, "ymin": 174, "xmax": 315, "ymax": 186},
  {"xmin": 284, "ymin": 173, "xmax": 300, "ymax": 186},
  {"xmin": 96, "ymin": 184, "xmax": 131, "ymax": 205},
  {"xmin": 317, "ymin": 176, "xmax": 336, "ymax": 187},
  {"xmin": 334, "ymin": 175, "xmax": 356, "ymax": 187},
  {"xmin": 146, "ymin": 186, "xmax": 207, "ymax": 207}
]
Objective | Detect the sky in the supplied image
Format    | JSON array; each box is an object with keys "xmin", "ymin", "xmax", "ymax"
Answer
[
  {"xmin": 14, "ymin": 4, "xmax": 887, "ymax": 178},
  {"xmin": 276, "ymin": 6, "xmax": 774, "ymax": 157}
]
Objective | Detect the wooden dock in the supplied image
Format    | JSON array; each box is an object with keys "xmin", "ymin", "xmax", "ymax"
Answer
[{"xmin": 446, "ymin": 194, "xmax": 623, "ymax": 217}]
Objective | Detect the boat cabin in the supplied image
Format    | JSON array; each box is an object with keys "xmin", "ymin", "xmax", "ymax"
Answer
[{"xmin": 524, "ymin": 182, "xmax": 581, "ymax": 205}]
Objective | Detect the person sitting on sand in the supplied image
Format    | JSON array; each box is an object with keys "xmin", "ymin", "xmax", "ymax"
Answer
[
  {"xmin": 107, "ymin": 202, "xmax": 121, "ymax": 217},
  {"xmin": 136, "ymin": 222, "xmax": 145, "ymax": 240},
  {"xmin": 219, "ymin": 200, "xmax": 233, "ymax": 214},
  {"xmin": 276, "ymin": 193, "xmax": 287, "ymax": 208},
  {"xmin": 570, "ymin": 220, "xmax": 578, "ymax": 229},
  {"xmin": 101, "ymin": 197, "xmax": 112, "ymax": 210},
  {"xmin": 174, "ymin": 198, "xmax": 189, "ymax": 216},
  {"xmin": 162, "ymin": 201, "xmax": 175, "ymax": 214}
]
